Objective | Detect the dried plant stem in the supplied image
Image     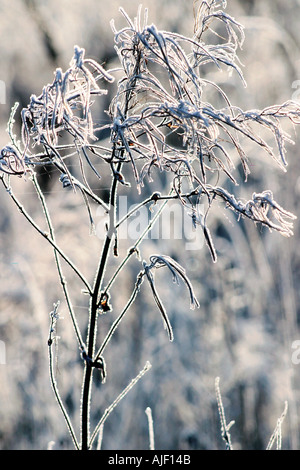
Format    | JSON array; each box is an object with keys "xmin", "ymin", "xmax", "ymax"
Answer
[
  {"xmin": 215, "ymin": 377, "xmax": 235, "ymax": 450},
  {"xmin": 115, "ymin": 189, "xmax": 199, "ymax": 230},
  {"xmin": 94, "ymin": 272, "xmax": 144, "ymax": 363},
  {"xmin": 81, "ymin": 163, "xmax": 120, "ymax": 450},
  {"xmin": 31, "ymin": 172, "xmax": 85, "ymax": 351},
  {"xmin": 81, "ymin": 49, "xmax": 142, "ymax": 448},
  {"xmin": 145, "ymin": 407, "xmax": 155, "ymax": 450},
  {"xmin": 115, "ymin": 195, "xmax": 154, "ymax": 230},
  {"xmin": 1, "ymin": 1, "xmax": 298, "ymax": 450},
  {"xmin": 55, "ymin": 160, "xmax": 110, "ymax": 213},
  {"xmin": 266, "ymin": 401, "xmax": 288, "ymax": 450},
  {"xmin": 103, "ymin": 192, "xmax": 172, "ymax": 296},
  {"xmin": 6, "ymin": 102, "xmax": 21, "ymax": 151},
  {"xmin": 89, "ymin": 361, "xmax": 152, "ymax": 449},
  {"xmin": 96, "ymin": 423, "xmax": 104, "ymax": 450},
  {"xmin": 48, "ymin": 302, "xmax": 80, "ymax": 450}
]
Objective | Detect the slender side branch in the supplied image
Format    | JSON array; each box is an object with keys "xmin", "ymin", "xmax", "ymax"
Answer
[
  {"xmin": 266, "ymin": 401, "xmax": 288, "ymax": 450},
  {"xmin": 145, "ymin": 407, "xmax": 155, "ymax": 450},
  {"xmin": 115, "ymin": 189, "xmax": 199, "ymax": 229},
  {"xmin": 89, "ymin": 361, "xmax": 152, "ymax": 449},
  {"xmin": 48, "ymin": 302, "xmax": 80, "ymax": 450},
  {"xmin": 103, "ymin": 191, "xmax": 172, "ymax": 297},
  {"xmin": 215, "ymin": 377, "xmax": 235, "ymax": 450},
  {"xmin": 31, "ymin": 172, "xmax": 85, "ymax": 351},
  {"xmin": 94, "ymin": 271, "xmax": 145, "ymax": 362}
]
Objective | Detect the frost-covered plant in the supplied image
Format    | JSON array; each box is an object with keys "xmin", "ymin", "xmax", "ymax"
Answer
[{"xmin": 1, "ymin": 1, "xmax": 299, "ymax": 449}]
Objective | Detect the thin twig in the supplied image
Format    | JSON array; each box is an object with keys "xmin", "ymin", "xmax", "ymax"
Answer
[
  {"xmin": 48, "ymin": 302, "xmax": 80, "ymax": 450},
  {"xmin": 215, "ymin": 377, "xmax": 235, "ymax": 450},
  {"xmin": 266, "ymin": 401, "xmax": 288, "ymax": 450},
  {"xmin": 89, "ymin": 361, "xmax": 152, "ymax": 449},
  {"xmin": 31, "ymin": 172, "xmax": 85, "ymax": 352},
  {"xmin": 94, "ymin": 271, "xmax": 145, "ymax": 362},
  {"xmin": 103, "ymin": 191, "xmax": 172, "ymax": 296},
  {"xmin": 145, "ymin": 407, "xmax": 155, "ymax": 450}
]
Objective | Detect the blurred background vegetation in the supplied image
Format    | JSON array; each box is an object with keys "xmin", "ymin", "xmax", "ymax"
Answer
[{"xmin": 1, "ymin": 0, "xmax": 300, "ymax": 450}]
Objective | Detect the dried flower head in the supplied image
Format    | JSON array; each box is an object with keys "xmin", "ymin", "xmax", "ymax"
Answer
[{"xmin": 1, "ymin": 2, "xmax": 298, "ymax": 255}]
